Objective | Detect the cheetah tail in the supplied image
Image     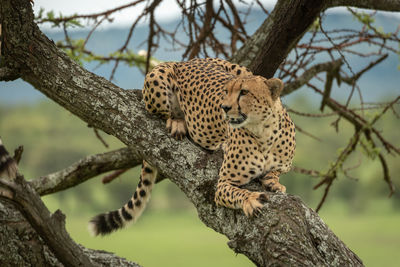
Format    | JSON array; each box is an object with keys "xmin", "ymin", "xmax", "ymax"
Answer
[
  {"xmin": 0, "ymin": 137, "xmax": 18, "ymax": 180},
  {"xmin": 88, "ymin": 160, "xmax": 157, "ymax": 236}
]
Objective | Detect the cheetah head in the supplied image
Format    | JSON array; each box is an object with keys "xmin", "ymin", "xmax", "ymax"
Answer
[{"xmin": 220, "ymin": 76, "xmax": 284, "ymax": 128}]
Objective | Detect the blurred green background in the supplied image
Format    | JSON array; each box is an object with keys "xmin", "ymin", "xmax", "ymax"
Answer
[{"xmin": 0, "ymin": 95, "xmax": 399, "ymax": 266}]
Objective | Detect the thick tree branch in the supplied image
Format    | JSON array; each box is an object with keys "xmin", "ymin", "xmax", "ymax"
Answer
[
  {"xmin": 232, "ymin": 0, "xmax": 326, "ymax": 77},
  {"xmin": 0, "ymin": 175, "xmax": 96, "ymax": 267},
  {"xmin": 30, "ymin": 147, "xmax": 141, "ymax": 196},
  {"xmin": 0, "ymin": 176, "xmax": 141, "ymax": 267},
  {"xmin": 1, "ymin": 0, "xmax": 364, "ymax": 265},
  {"xmin": 0, "ymin": 66, "xmax": 20, "ymax": 81}
]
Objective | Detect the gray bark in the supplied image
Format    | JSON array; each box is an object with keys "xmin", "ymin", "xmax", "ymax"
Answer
[
  {"xmin": 0, "ymin": 0, "xmax": 369, "ymax": 266},
  {"xmin": 232, "ymin": 0, "xmax": 325, "ymax": 78},
  {"xmin": 0, "ymin": 199, "xmax": 140, "ymax": 267}
]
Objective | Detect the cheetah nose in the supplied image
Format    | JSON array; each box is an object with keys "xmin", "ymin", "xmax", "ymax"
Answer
[{"xmin": 220, "ymin": 104, "xmax": 232, "ymax": 113}]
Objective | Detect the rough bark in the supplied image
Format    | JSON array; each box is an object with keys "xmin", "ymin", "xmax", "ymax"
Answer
[
  {"xmin": 232, "ymin": 0, "xmax": 325, "ymax": 78},
  {"xmin": 0, "ymin": 0, "xmax": 368, "ymax": 266},
  {"xmin": 0, "ymin": 199, "xmax": 140, "ymax": 267}
]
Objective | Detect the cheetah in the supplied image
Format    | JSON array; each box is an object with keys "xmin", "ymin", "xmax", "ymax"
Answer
[{"xmin": 89, "ymin": 58, "xmax": 295, "ymax": 235}]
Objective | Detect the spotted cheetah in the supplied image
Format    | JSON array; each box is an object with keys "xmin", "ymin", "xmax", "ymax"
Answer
[{"xmin": 89, "ymin": 58, "xmax": 295, "ymax": 235}]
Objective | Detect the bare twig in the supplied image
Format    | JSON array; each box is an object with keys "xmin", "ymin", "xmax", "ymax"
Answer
[
  {"xmin": 30, "ymin": 147, "xmax": 142, "ymax": 196},
  {"xmin": 102, "ymin": 168, "xmax": 129, "ymax": 184},
  {"xmin": 282, "ymin": 59, "xmax": 343, "ymax": 96},
  {"xmin": 292, "ymin": 166, "xmax": 322, "ymax": 177},
  {"xmin": 93, "ymin": 128, "xmax": 109, "ymax": 148},
  {"xmin": 12, "ymin": 146, "xmax": 23, "ymax": 164},
  {"xmin": 294, "ymin": 124, "xmax": 322, "ymax": 141}
]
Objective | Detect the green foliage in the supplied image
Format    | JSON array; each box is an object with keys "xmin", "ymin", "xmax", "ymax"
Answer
[
  {"xmin": 359, "ymin": 135, "xmax": 381, "ymax": 160},
  {"xmin": 350, "ymin": 10, "xmax": 375, "ymax": 25},
  {"xmin": 309, "ymin": 17, "xmax": 320, "ymax": 32},
  {"xmin": 55, "ymin": 37, "xmax": 159, "ymax": 70},
  {"xmin": 35, "ymin": 8, "xmax": 83, "ymax": 28},
  {"xmin": 349, "ymin": 8, "xmax": 392, "ymax": 39}
]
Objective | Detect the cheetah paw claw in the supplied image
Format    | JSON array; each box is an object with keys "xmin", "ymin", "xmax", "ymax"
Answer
[
  {"xmin": 166, "ymin": 118, "xmax": 187, "ymax": 140},
  {"xmin": 242, "ymin": 192, "xmax": 268, "ymax": 217},
  {"xmin": 263, "ymin": 179, "xmax": 286, "ymax": 193}
]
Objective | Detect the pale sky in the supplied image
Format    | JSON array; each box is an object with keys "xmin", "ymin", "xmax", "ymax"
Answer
[
  {"xmin": 32, "ymin": 0, "xmax": 400, "ymax": 30},
  {"xmin": 33, "ymin": 0, "xmax": 278, "ymax": 28}
]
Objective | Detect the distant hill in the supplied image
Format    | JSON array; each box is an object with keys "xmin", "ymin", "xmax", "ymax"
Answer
[{"xmin": 1, "ymin": 11, "xmax": 399, "ymax": 105}]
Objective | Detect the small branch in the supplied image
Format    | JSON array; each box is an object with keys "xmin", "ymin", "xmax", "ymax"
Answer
[
  {"xmin": 370, "ymin": 95, "xmax": 400, "ymax": 126},
  {"xmin": 294, "ymin": 124, "xmax": 322, "ymax": 141},
  {"xmin": 314, "ymin": 129, "xmax": 362, "ymax": 211},
  {"xmin": 30, "ymin": 147, "xmax": 142, "ymax": 196},
  {"xmin": 93, "ymin": 128, "xmax": 109, "ymax": 148},
  {"xmin": 341, "ymin": 54, "xmax": 388, "ymax": 85},
  {"xmin": 320, "ymin": 62, "xmax": 341, "ymax": 111},
  {"xmin": 315, "ymin": 175, "xmax": 334, "ymax": 212},
  {"xmin": 363, "ymin": 129, "xmax": 395, "ymax": 196},
  {"xmin": 308, "ymin": 84, "xmax": 400, "ymax": 156},
  {"xmin": 102, "ymin": 168, "xmax": 129, "ymax": 184},
  {"xmin": 282, "ymin": 59, "xmax": 343, "ymax": 96},
  {"xmin": 145, "ymin": 0, "xmax": 162, "ymax": 74},
  {"xmin": 292, "ymin": 166, "xmax": 322, "ymax": 177},
  {"xmin": 13, "ymin": 145, "xmax": 24, "ymax": 164},
  {"xmin": 378, "ymin": 153, "xmax": 395, "ymax": 197},
  {"xmin": 186, "ymin": 0, "xmax": 214, "ymax": 59}
]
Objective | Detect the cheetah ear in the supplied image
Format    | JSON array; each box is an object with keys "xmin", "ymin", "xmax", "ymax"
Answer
[{"xmin": 264, "ymin": 78, "xmax": 284, "ymax": 100}]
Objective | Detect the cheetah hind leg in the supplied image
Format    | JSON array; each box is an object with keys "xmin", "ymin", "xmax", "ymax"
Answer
[
  {"xmin": 166, "ymin": 118, "xmax": 187, "ymax": 140},
  {"xmin": 260, "ymin": 171, "xmax": 286, "ymax": 193}
]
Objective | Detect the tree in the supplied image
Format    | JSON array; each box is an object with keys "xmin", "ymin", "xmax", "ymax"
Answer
[{"xmin": 0, "ymin": 0, "xmax": 399, "ymax": 266}]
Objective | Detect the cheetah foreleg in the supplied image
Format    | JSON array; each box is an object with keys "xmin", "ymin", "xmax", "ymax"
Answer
[
  {"xmin": 260, "ymin": 171, "xmax": 286, "ymax": 193},
  {"xmin": 215, "ymin": 181, "xmax": 268, "ymax": 217},
  {"xmin": 166, "ymin": 118, "xmax": 187, "ymax": 140}
]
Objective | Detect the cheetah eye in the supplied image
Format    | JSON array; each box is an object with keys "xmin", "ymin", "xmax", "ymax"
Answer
[{"xmin": 240, "ymin": 89, "xmax": 249, "ymax": 96}]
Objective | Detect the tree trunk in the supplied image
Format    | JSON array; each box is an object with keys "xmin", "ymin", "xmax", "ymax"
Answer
[{"xmin": 0, "ymin": 0, "xmax": 365, "ymax": 266}]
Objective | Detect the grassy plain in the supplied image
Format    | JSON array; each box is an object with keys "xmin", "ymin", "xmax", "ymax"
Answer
[
  {"xmin": 59, "ymin": 202, "xmax": 400, "ymax": 267},
  {"xmin": 66, "ymin": 210, "xmax": 254, "ymax": 267}
]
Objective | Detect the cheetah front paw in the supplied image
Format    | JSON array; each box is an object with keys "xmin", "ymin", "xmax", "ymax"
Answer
[
  {"xmin": 242, "ymin": 192, "xmax": 268, "ymax": 217},
  {"xmin": 263, "ymin": 179, "xmax": 286, "ymax": 193},
  {"xmin": 166, "ymin": 118, "xmax": 187, "ymax": 140}
]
